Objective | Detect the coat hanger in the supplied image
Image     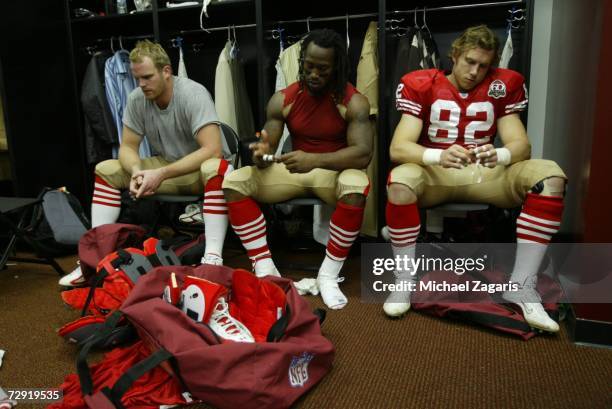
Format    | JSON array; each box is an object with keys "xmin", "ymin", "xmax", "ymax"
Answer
[
  {"xmin": 110, "ymin": 36, "xmax": 116, "ymax": 53},
  {"xmin": 306, "ymin": 16, "xmax": 311, "ymax": 33},
  {"xmin": 413, "ymin": 7, "xmax": 420, "ymax": 30},
  {"xmin": 345, "ymin": 14, "xmax": 350, "ymax": 52},
  {"xmin": 119, "ymin": 35, "xmax": 125, "ymax": 51},
  {"xmin": 422, "ymin": 6, "xmax": 433, "ymax": 39}
]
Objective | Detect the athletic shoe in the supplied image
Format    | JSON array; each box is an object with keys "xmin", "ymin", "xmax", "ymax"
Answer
[
  {"xmin": 208, "ymin": 297, "xmax": 254, "ymax": 343},
  {"xmin": 201, "ymin": 253, "xmax": 223, "ymax": 266},
  {"xmin": 503, "ymin": 281, "xmax": 559, "ymax": 333},
  {"xmin": 58, "ymin": 264, "xmax": 87, "ymax": 287}
]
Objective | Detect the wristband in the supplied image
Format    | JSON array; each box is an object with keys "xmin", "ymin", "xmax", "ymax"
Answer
[
  {"xmin": 422, "ymin": 149, "xmax": 443, "ymax": 166},
  {"xmin": 495, "ymin": 148, "xmax": 511, "ymax": 166}
]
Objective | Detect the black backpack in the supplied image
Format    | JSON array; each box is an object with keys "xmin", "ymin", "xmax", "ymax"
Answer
[{"xmin": 27, "ymin": 187, "xmax": 90, "ymax": 256}]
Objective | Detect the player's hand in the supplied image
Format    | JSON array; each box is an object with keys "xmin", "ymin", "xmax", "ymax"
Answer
[
  {"xmin": 279, "ymin": 150, "xmax": 317, "ymax": 173},
  {"xmin": 250, "ymin": 129, "xmax": 274, "ymax": 169},
  {"xmin": 440, "ymin": 144, "xmax": 473, "ymax": 169},
  {"xmin": 129, "ymin": 172, "xmax": 143, "ymax": 199},
  {"xmin": 471, "ymin": 144, "xmax": 498, "ymax": 168},
  {"xmin": 132, "ymin": 168, "xmax": 165, "ymax": 198}
]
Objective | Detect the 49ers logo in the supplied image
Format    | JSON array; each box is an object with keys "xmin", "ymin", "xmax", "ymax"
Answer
[{"xmin": 488, "ymin": 79, "xmax": 507, "ymax": 99}]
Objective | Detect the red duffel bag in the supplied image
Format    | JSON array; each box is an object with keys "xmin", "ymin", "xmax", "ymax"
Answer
[{"xmin": 64, "ymin": 264, "xmax": 334, "ymax": 409}]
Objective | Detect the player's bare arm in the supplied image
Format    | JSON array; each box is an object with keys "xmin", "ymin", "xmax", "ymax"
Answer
[
  {"xmin": 390, "ymin": 113, "xmax": 472, "ymax": 170},
  {"xmin": 281, "ymin": 93, "xmax": 372, "ymax": 173},
  {"xmin": 255, "ymin": 91, "xmax": 285, "ymax": 168},
  {"xmin": 133, "ymin": 123, "xmax": 222, "ymax": 198},
  {"xmin": 472, "ymin": 113, "xmax": 530, "ymax": 168}
]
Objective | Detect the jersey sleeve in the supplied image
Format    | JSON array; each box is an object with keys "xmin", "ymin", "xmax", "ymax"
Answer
[
  {"xmin": 500, "ymin": 71, "xmax": 528, "ymax": 117},
  {"xmin": 395, "ymin": 71, "xmax": 431, "ymax": 119}
]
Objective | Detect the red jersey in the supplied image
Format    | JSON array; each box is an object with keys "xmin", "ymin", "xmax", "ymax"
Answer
[
  {"xmin": 282, "ymin": 81, "xmax": 359, "ymax": 153},
  {"xmin": 396, "ymin": 68, "xmax": 528, "ymax": 149}
]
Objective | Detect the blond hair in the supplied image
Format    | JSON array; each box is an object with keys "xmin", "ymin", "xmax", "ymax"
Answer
[
  {"xmin": 449, "ymin": 25, "xmax": 500, "ymax": 65},
  {"xmin": 129, "ymin": 40, "xmax": 171, "ymax": 71}
]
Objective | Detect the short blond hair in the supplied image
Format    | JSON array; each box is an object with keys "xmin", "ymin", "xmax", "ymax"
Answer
[
  {"xmin": 449, "ymin": 25, "xmax": 500, "ymax": 65},
  {"xmin": 129, "ymin": 40, "xmax": 171, "ymax": 71}
]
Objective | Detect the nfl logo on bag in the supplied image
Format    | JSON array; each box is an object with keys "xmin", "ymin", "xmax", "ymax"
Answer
[{"xmin": 288, "ymin": 352, "xmax": 315, "ymax": 388}]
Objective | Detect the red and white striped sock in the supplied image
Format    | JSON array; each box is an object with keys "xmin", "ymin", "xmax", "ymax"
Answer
[
  {"xmin": 386, "ymin": 202, "xmax": 421, "ymax": 277},
  {"xmin": 202, "ymin": 160, "xmax": 231, "ymax": 261},
  {"xmin": 317, "ymin": 201, "xmax": 365, "ymax": 309},
  {"xmin": 511, "ymin": 193, "xmax": 564, "ymax": 285},
  {"xmin": 324, "ymin": 201, "xmax": 365, "ymax": 265},
  {"xmin": 91, "ymin": 175, "xmax": 122, "ymax": 228},
  {"xmin": 227, "ymin": 197, "xmax": 278, "ymax": 277}
]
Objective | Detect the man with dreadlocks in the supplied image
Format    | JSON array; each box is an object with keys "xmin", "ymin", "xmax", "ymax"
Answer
[{"xmin": 222, "ymin": 28, "xmax": 372, "ymax": 310}]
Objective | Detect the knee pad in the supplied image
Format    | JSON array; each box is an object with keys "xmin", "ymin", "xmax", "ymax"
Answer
[
  {"xmin": 221, "ymin": 166, "xmax": 256, "ymax": 196},
  {"xmin": 94, "ymin": 159, "xmax": 125, "ymax": 189},
  {"xmin": 201, "ymin": 158, "xmax": 233, "ymax": 183},
  {"xmin": 336, "ymin": 169, "xmax": 370, "ymax": 199},
  {"xmin": 388, "ymin": 164, "xmax": 425, "ymax": 196}
]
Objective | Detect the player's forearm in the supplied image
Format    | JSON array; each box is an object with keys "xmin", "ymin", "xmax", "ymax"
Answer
[
  {"xmin": 118, "ymin": 145, "xmax": 142, "ymax": 175},
  {"xmin": 390, "ymin": 141, "xmax": 427, "ymax": 165},
  {"xmin": 314, "ymin": 146, "xmax": 371, "ymax": 171},
  {"xmin": 160, "ymin": 146, "xmax": 222, "ymax": 180},
  {"xmin": 503, "ymin": 140, "xmax": 531, "ymax": 164}
]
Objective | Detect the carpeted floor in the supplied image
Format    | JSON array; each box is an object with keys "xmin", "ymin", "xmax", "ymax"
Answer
[{"xmin": 1, "ymin": 247, "xmax": 611, "ymax": 409}]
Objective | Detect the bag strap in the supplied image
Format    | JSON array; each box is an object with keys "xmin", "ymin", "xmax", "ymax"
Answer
[
  {"xmin": 447, "ymin": 309, "xmax": 533, "ymax": 333},
  {"xmin": 77, "ymin": 311, "xmax": 124, "ymax": 395},
  {"xmin": 266, "ymin": 304, "xmax": 291, "ymax": 342},
  {"xmin": 81, "ymin": 269, "xmax": 110, "ymax": 317},
  {"xmin": 108, "ymin": 349, "xmax": 174, "ymax": 404}
]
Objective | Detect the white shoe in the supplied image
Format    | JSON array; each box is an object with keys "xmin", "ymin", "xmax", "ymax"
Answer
[
  {"xmin": 179, "ymin": 204, "xmax": 204, "ymax": 224},
  {"xmin": 58, "ymin": 265, "xmax": 86, "ymax": 287},
  {"xmin": 383, "ymin": 273, "xmax": 415, "ymax": 318},
  {"xmin": 381, "ymin": 226, "xmax": 391, "ymax": 242},
  {"xmin": 201, "ymin": 253, "xmax": 223, "ymax": 266},
  {"xmin": 208, "ymin": 297, "xmax": 254, "ymax": 343},
  {"xmin": 503, "ymin": 283, "xmax": 559, "ymax": 333}
]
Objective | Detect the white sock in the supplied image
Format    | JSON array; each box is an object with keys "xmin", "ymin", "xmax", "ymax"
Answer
[
  {"xmin": 317, "ymin": 256, "xmax": 347, "ymax": 310},
  {"xmin": 254, "ymin": 258, "xmax": 280, "ymax": 278},
  {"xmin": 91, "ymin": 179, "xmax": 122, "ymax": 227},
  {"xmin": 202, "ymin": 189, "xmax": 228, "ymax": 259},
  {"xmin": 509, "ymin": 241, "xmax": 548, "ymax": 285}
]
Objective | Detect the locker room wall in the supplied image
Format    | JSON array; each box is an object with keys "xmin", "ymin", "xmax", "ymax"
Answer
[{"xmin": 528, "ymin": 0, "xmax": 604, "ymax": 237}]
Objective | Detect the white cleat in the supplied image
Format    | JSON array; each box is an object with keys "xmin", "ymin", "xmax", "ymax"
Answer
[
  {"xmin": 58, "ymin": 265, "xmax": 86, "ymax": 287},
  {"xmin": 208, "ymin": 297, "xmax": 254, "ymax": 343},
  {"xmin": 503, "ymin": 284, "xmax": 559, "ymax": 333}
]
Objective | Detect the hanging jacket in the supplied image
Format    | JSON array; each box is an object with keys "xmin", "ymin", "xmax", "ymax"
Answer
[
  {"xmin": 178, "ymin": 46, "xmax": 188, "ymax": 78},
  {"xmin": 500, "ymin": 30, "xmax": 514, "ymax": 69},
  {"xmin": 388, "ymin": 30, "xmax": 420, "ymax": 132},
  {"xmin": 81, "ymin": 51, "xmax": 117, "ymax": 164},
  {"xmin": 214, "ymin": 41, "xmax": 238, "ymax": 135},
  {"xmin": 229, "ymin": 45, "xmax": 255, "ymax": 139},
  {"xmin": 356, "ymin": 21, "xmax": 379, "ymax": 238},
  {"xmin": 421, "ymin": 28, "xmax": 440, "ymax": 69},
  {"xmin": 104, "ymin": 50, "xmax": 152, "ymax": 158}
]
